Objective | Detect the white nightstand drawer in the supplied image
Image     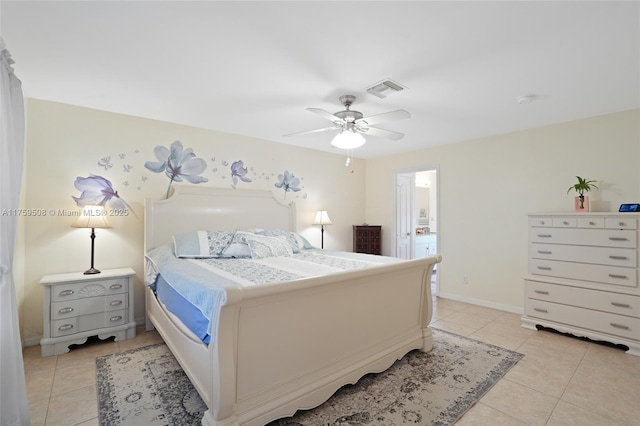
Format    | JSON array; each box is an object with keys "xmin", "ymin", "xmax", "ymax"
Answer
[
  {"xmin": 52, "ymin": 277, "xmax": 128, "ymax": 302},
  {"xmin": 529, "ymin": 259, "xmax": 637, "ymax": 288},
  {"xmin": 51, "ymin": 294, "xmax": 128, "ymax": 320},
  {"xmin": 525, "ymin": 280, "xmax": 640, "ymax": 317},
  {"xmin": 530, "ymin": 243, "xmax": 637, "ymax": 268},
  {"xmin": 51, "ymin": 309, "xmax": 128, "ymax": 337},
  {"xmin": 525, "ymin": 300, "xmax": 640, "ymax": 341}
]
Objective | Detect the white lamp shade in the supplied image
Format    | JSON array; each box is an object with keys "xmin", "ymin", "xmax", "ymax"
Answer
[
  {"xmin": 71, "ymin": 206, "xmax": 111, "ymax": 229},
  {"xmin": 313, "ymin": 210, "xmax": 332, "ymax": 225},
  {"xmin": 331, "ymin": 130, "xmax": 366, "ymax": 150}
]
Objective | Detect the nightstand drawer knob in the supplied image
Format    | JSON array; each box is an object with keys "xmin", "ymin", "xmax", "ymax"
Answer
[
  {"xmin": 534, "ymin": 308, "xmax": 548, "ymax": 313},
  {"xmin": 537, "ymin": 234, "xmax": 552, "ymax": 238},
  {"xmin": 109, "ymin": 300, "xmax": 123, "ymax": 306},
  {"xmin": 609, "ymin": 255, "xmax": 628, "ymax": 260},
  {"xmin": 537, "ymin": 250, "xmax": 552, "ymax": 254},
  {"xmin": 110, "ymin": 284, "xmax": 123, "ymax": 290},
  {"xmin": 109, "ymin": 315, "xmax": 123, "ymax": 322},
  {"xmin": 58, "ymin": 307, "xmax": 74, "ymax": 314},
  {"xmin": 58, "ymin": 324, "xmax": 74, "ymax": 331},
  {"xmin": 534, "ymin": 290, "xmax": 549, "ymax": 295},
  {"xmin": 537, "ymin": 266, "xmax": 552, "ymax": 271},
  {"xmin": 58, "ymin": 289, "xmax": 74, "ymax": 297},
  {"xmin": 609, "ymin": 237, "xmax": 628, "ymax": 241}
]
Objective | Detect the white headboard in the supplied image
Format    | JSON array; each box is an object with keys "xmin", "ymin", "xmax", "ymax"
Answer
[{"xmin": 144, "ymin": 186, "xmax": 296, "ymax": 251}]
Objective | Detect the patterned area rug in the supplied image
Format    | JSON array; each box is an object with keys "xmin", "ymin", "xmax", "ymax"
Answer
[{"xmin": 96, "ymin": 329, "xmax": 523, "ymax": 425}]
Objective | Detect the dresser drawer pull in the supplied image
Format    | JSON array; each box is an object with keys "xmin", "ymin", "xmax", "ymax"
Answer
[
  {"xmin": 610, "ymin": 323, "xmax": 630, "ymax": 330},
  {"xmin": 537, "ymin": 234, "xmax": 552, "ymax": 238},
  {"xmin": 58, "ymin": 289, "xmax": 74, "ymax": 297},
  {"xmin": 611, "ymin": 302, "xmax": 631, "ymax": 308},
  {"xmin": 58, "ymin": 307, "xmax": 74, "ymax": 314},
  {"xmin": 562, "ymin": 221, "xmax": 570, "ymax": 225},
  {"xmin": 58, "ymin": 324, "xmax": 74, "ymax": 331},
  {"xmin": 110, "ymin": 284, "xmax": 123, "ymax": 290},
  {"xmin": 609, "ymin": 255, "xmax": 628, "ymax": 260},
  {"xmin": 589, "ymin": 221, "xmax": 596, "ymax": 226},
  {"xmin": 109, "ymin": 315, "xmax": 123, "ymax": 322},
  {"xmin": 109, "ymin": 300, "xmax": 123, "ymax": 306},
  {"xmin": 534, "ymin": 308, "xmax": 548, "ymax": 313},
  {"xmin": 537, "ymin": 250, "xmax": 552, "ymax": 254},
  {"xmin": 608, "ymin": 274, "xmax": 628, "ymax": 279},
  {"xmin": 537, "ymin": 266, "xmax": 552, "ymax": 271},
  {"xmin": 534, "ymin": 290, "xmax": 550, "ymax": 295},
  {"xmin": 609, "ymin": 237, "xmax": 628, "ymax": 241},
  {"xmin": 618, "ymin": 222, "xmax": 627, "ymax": 227}
]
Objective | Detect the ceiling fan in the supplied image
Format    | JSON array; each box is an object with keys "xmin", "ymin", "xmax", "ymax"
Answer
[{"xmin": 284, "ymin": 95, "xmax": 410, "ymax": 149}]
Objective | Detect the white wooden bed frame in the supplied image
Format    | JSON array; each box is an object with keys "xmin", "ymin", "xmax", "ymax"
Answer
[{"xmin": 144, "ymin": 186, "xmax": 441, "ymax": 426}]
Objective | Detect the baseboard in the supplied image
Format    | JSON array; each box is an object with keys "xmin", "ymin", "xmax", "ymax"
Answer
[{"xmin": 437, "ymin": 292, "xmax": 522, "ymax": 315}]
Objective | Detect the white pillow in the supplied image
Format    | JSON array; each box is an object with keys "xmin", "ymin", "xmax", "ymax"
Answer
[
  {"xmin": 245, "ymin": 234, "xmax": 293, "ymax": 259},
  {"xmin": 173, "ymin": 231, "xmax": 234, "ymax": 258}
]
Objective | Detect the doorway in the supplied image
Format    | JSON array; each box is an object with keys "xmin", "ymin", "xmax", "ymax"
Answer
[{"xmin": 394, "ymin": 167, "xmax": 439, "ymax": 294}]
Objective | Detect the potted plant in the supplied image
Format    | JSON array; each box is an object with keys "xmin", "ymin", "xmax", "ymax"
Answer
[{"xmin": 567, "ymin": 176, "xmax": 598, "ymax": 211}]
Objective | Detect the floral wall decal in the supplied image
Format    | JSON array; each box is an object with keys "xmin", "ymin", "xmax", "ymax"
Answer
[
  {"xmin": 144, "ymin": 140, "xmax": 208, "ymax": 198},
  {"xmin": 275, "ymin": 170, "xmax": 301, "ymax": 199},
  {"xmin": 230, "ymin": 160, "xmax": 252, "ymax": 188},
  {"xmin": 98, "ymin": 156, "xmax": 113, "ymax": 171},
  {"xmin": 72, "ymin": 174, "xmax": 136, "ymax": 216}
]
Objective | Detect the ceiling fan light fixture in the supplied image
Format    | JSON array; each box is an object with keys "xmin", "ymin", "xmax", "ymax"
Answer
[{"xmin": 331, "ymin": 130, "xmax": 366, "ymax": 150}]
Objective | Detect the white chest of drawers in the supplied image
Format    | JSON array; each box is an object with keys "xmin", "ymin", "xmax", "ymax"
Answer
[
  {"xmin": 523, "ymin": 213, "xmax": 640, "ymax": 356},
  {"xmin": 40, "ymin": 268, "xmax": 137, "ymax": 356}
]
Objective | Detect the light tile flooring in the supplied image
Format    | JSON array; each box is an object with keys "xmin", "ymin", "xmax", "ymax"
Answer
[{"xmin": 23, "ymin": 295, "xmax": 640, "ymax": 425}]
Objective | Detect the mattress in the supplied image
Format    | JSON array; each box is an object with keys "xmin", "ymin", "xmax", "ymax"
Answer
[{"xmin": 146, "ymin": 243, "xmax": 402, "ymax": 344}]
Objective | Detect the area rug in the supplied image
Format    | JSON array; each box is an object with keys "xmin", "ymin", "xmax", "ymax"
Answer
[{"xmin": 96, "ymin": 328, "xmax": 523, "ymax": 425}]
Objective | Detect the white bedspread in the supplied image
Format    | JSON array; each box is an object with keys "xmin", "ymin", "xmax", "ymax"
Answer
[{"xmin": 146, "ymin": 244, "xmax": 403, "ymax": 343}]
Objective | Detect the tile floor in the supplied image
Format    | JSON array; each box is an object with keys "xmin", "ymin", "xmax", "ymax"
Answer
[{"xmin": 23, "ymin": 295, "xmax": 640, "ymax": 425}]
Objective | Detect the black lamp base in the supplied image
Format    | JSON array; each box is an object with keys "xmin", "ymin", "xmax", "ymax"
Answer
[{"xmin": 83, "ymin": 267, "xmax": 101, "ymax": 275}]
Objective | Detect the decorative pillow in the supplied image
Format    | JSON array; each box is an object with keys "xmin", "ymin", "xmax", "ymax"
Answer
[
  {"xmin": 219, "ymin": 231, "xmax": 253, "ymax": 258},
  {"xmin": 245, "ymin": 234, "xmax": 293, "ymax": 259},
  {"xmin": 293, "ymin": 233, "xmax": 315, "ymax": 249},
  {"xmin": 256, "ymin": 229, "xmax": 301, "ymax": 253},
  {"xmin": 173, "ymin": 231, "xmax": 234, "ymax": 258}
]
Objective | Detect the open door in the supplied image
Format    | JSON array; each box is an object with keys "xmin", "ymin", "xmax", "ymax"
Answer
[{"xmin": 394, "ymin": 167, "xmax": 438, "ymax": 294}]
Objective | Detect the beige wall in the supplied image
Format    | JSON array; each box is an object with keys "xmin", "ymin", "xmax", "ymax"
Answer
[
  {"xmin": 19, "ymin": 99, "xmax": 365, "ymax": 344},
  {"xmin": 17, "ymin": 101, "xmax": 640, "ymax": 344},
  {"xmin": 366, "ymin": 109, "xmax": 640, "ymax": 311}
]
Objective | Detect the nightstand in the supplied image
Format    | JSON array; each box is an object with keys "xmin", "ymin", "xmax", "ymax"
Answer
[
  {"xmin": 353, "ymin": 225, "xmax": 382, "ymax": 255},
  {"xmin": 40, "ymin": 268, "xmax": 136, "ymax": 356}
]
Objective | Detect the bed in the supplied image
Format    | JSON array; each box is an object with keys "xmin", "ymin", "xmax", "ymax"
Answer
[{"xmin": 144, "ymin": 186, "xmax": 441, "ymax": 426}]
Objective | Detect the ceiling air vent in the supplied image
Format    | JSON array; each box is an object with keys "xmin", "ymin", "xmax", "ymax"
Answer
[{"xmin": 366, "ymin": 79, "xmax": 406, "ymax": 99}]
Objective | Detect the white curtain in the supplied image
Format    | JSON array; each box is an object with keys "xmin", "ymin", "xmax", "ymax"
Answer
[{"xmin": 0, "ymin": 38, "xmax": 30, "ymax": 426}]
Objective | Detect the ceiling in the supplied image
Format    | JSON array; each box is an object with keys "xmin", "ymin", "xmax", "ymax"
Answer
[{"xmin": 1, "ymin": 1, "xmax": 638, "ymax": 159}]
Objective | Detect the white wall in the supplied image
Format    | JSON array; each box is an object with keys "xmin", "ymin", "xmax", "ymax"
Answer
[
  {"xmin": 365, "ymin": 109, "xmax": 640, "ymax": 311},
  {"xmin": 18, "ymin": 99, "xmax": 365, "ymax": 344}
]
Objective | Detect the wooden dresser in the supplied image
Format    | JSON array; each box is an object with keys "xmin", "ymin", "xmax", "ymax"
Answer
[
  {"xmin": 353, "ymin": 225, "xmax": 382, "ymax": 255},
  {"xmin": 523, "ymin": 213, "xmax": 640, "ymax": 355}
]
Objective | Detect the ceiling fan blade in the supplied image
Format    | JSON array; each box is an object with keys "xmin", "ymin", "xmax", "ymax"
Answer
[
  {"xmin": 356, "ymin": 109, "xmax": 410, "ymax": 126},
  {"xmin": 283, "ymin": 126, "xmax": 341, "ymax": 137},
  {"xmin": 359, "ymin": 126, "xmax": 405, "ymax": 140},
  {"xmin": 307, "ymin": 108, "xmax": 345, "ymax": 125}
]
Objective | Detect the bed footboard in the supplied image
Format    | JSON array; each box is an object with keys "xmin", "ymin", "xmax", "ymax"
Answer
[{"xmin": 203, "ymin": 255, "xmax": 440, "ymax": 426}]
